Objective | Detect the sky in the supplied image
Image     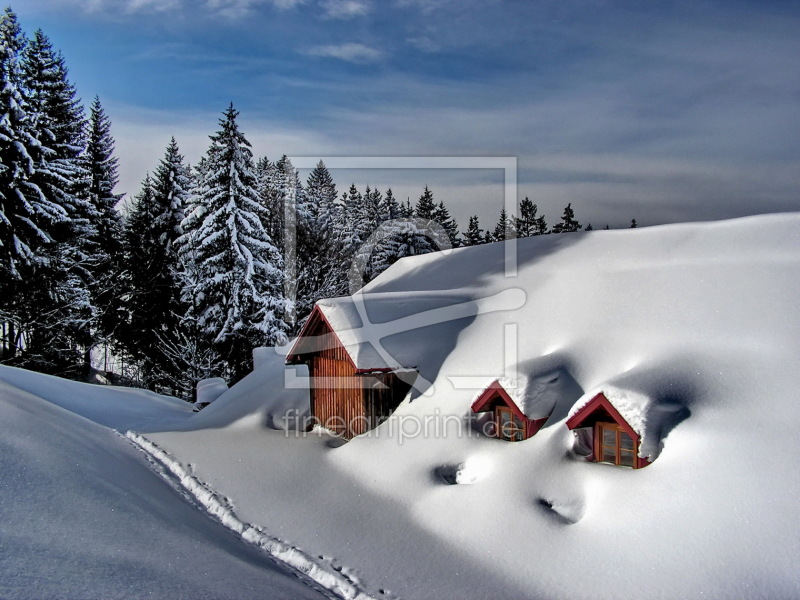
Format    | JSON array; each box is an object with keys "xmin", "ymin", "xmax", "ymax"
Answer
[{"xmin": 15, "ymin": 0, "xmax": 800, "ymax": 230}]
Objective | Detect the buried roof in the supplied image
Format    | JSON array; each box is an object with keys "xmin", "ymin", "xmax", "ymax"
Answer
[
  {"xmin": 472, "ymin": 372, "xmax": 569, "ymax": 422},
  {"xmin": 286, "ymin": 287, "xmax": 525, "ymax": 374},
  {"xmin": 567, "ymin": 387, "xmax": 678, "ymax": 462}
]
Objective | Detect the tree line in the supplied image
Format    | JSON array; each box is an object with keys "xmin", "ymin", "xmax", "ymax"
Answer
[{"xmin": 0, "ymin": 7, "xmax": 634, "ymax": 399}]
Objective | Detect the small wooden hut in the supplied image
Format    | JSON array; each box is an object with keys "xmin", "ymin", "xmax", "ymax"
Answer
[{"xmin": 285, "ymin": 302, "xmax": 417, "ymax": 439}]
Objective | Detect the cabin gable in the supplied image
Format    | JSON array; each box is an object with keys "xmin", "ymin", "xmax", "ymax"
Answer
[
  {"xmin": 471, "ymin": 380, "xmax": 548, "ymax": 442},
  {"xmin": 567, "ymin": 392, "xmax": 650, "ymax": 469},
  {"xmin": 285, "ymin": 305, "xmax": 415, "ymax": 439}
]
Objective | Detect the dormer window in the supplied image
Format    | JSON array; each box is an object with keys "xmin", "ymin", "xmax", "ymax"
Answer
[
  {"xmin": 566, "ymin": 392, "xmax": 651, "ymax": 469},
  {"xmin": 597, "ymin": 422, "xmax": 635, "ymax": 467}
]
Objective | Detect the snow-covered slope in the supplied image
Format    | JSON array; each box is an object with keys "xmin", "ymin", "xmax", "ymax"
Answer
[
  {"xmin": 0, "ymin": 368, "xmax": 329, "ymax": 599},
  {"xmin": 146, "ymin": 213, "xmax": 800, "ymax": 599},
  {"xmin": 4, "ymin": 213, "xmax": 799, "ymax": 599}
]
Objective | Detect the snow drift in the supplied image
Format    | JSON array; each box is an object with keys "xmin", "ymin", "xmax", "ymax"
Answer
[{"xmin": 148, "ymin": 213, "xmax": 800, "ymax": 599}]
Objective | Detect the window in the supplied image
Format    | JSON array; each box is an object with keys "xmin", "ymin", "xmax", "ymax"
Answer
[
  {"xmin": 596, "ymin": 422, "xmax": 636, "ymax": 467},
  {"xmin": 496, "ymin": 406, "xmax": 526, "ymax": 441}
]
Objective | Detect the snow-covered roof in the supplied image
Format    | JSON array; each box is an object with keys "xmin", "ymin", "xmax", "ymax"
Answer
[
  {"xmin": 473, "ymin": 371, "xmax": 570, "ymax": 422},
  {"xmin": 289, "ymin": 288, "xmax": 500, "ymax": 373},
  {"xmin": 568, "ymin": 387, "xmax": 668, "ymax": 460}
]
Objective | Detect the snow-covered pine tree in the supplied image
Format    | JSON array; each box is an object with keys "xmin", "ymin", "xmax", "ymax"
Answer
[
  {"xmin": 431, "ymin": 200, "xmax": 459, "ymax": 247},
  {"xmin": 151, "ymin": 137, "xmax": 190, "ymax": 246},
  {"xmin": 84, "ymin": 96, "xmax": 125, "ymax": 368},
  {"xmin": 337, "ymin": 183, "xmax": 368, "ymax": 259},
  {"xmin": 295, "ymin": 160, "xmax": 345, "ymax": 326},
  {"xmin": 0, "ymin": 9, "xmax": 65, "ymax": 278},
  {"xmin": 183, "ymin": 104, "xmax": 287, "ymax": 382},
  {"xmin": 119, "ymin": 140, "xmax": 192, "ymax": 391},
  {"xmin": 369, "ymin": 219, "xmax": 441, "ymax": 282},
  {"xmin": 11, "ymin": 25, "xmax": 95, "ymax": 376},
  {"xmin": 551, "ymin": 202, "xmax": 581, "ymax": 233},
  {"xmin": 304, "ymin": 159, "xmax": 337, "ymax": 239},
  {"xmin": 462, "ymin": 215, "xmax": 484, "ymax": 246},
  {"xmin": 363, "ymin": 185, "xmax": 383, "ymax": 232}
]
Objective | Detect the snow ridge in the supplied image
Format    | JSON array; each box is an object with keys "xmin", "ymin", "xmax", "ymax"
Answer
[{"xmin": 125, "ymin": 431, "xmax": 379, "ymax": 600}]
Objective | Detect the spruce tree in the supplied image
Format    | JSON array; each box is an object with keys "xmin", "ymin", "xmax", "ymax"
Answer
[
  {"xmin": 492, "ymin": 208, "xmax": 516, "ymax": 241},
  {"xmin": 515, "ymin": 197, "xmax": 541, "ymax": 238},
  {"xmin": 84, "ymin": 96, "xmax": 125, "ymax": 367},
  {"xmin": 432, "ymin": 201, "xmax": 459, "ymax": 247},
  {"xmin": 551, "ymin": 202, "xmax": 582, "ymax": 233},
  {"xmin": 369, "ymin": 219, "xmax": 440, "ymax": 281},
  {"xmin": 180, "ymin": 104, "xmax": 286, "ymax": 382},
  {"xmin": 382, "ymin": 188, "xmax": 401, "ymax": 221},
  {"xmin": 296, "ymin": 160, "xmax": 344, "ymax": 324},
  {"xmin": 462, "ymin": 215, "xmax": 484, "ymax": 246},
  {"xmin": 0, "ymin": 9, "xmax": 63, "ymax": 277},
  {"xmin": 415, "ymin": 185, "xmax": 436, "ymax": 219},
  {"xmin": 305, "ymin": 159, "xmax": 337, "ymax": 239},
  {"xmin": 12, "ymin": 25, "xmax": 94, "ymax": 376},
  {"xmin": 119, "ymin": 140, "xmax": 191, "ymax": 390}
]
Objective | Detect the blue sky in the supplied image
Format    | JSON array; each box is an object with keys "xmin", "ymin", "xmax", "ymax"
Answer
[{"xmin": 15, "ymin": 0, "xmax": 800, "ymax": 229}]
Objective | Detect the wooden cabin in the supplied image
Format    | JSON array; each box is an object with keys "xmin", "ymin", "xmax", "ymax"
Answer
[
  {"xmin": 471, "ymin": 380, "xmax": 549, "ymax": 441},
  {"xmin": 285, "ymin": 303, "xmax": 417, "ymax": 439},
  {"xmin": 566, "ymin": 392, "xmax": 651, "ymax": 468}
]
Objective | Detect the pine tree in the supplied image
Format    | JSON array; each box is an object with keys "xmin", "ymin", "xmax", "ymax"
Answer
[
  {"xmin": 432, "ymin": 200, "xmax": 459, "ymax": 247},
  {"xmin": 180, "ymin": 104, "xmax": 287, "ymax": 382},
  {"xmin": 492, "ymin": 208, "xmax": 516, "ymax": 241},
  {"xmin": 585, "ymin": 223, "xmax": 594, "ymax": 231},
  {"xmin": 415, "ymin": 185, "xmax": 436, "ymax": 219},
  {"xmin": 305, "ymin": 159, "xmax": 337, "ymax": 238},
  {"xmin": 369, "ymin": 219, "xmax": 440, "ymax": 281},
  {"xmin": 291, "ymin": 160, "xmax": 345, "ymax": 325},
  {"xmin": 10, "ymin": 26, "xmax": 95, "ymax": 376},
  {"xmin": 339, "ymin": 183, "xmax": 368, "ymax": 256},
  {"xmin": 84, "ymin": 96, "xmax": 125, "ymax": 367},
  {"xmin": 630, "ymin": 219, "xmax": 637, "ymax": 228},
  {"xmin": 254, "ymin": 156, "xmax": 285, "ymax": 247},
  {"xmin": 462, "ymin": 215, "xmax": 484, "ymax": 246},
  {"xmin": 0, "ymin": 9, "xmax": 64, "ymax": 277},
  {"xmin": 382, "ymin": 188, "xmax": 401, "ymax": 221},
  {"xmin": 151, "ymin": 137, "xmax": 190, "ymax": 244},
  {"xmin": 515, "ymin": 197, "xmax": 541, "ymax": 237},
  {"xmin": 534, "ymin": 213, "xmax": 548, "ymax": 235},
  {"xmin": 119, "ymin": 140, "xmax": 192, "ymax": 390},
  {"xmin": 551, "ymin": 202, "xmax": 582, "ymax": 233}
]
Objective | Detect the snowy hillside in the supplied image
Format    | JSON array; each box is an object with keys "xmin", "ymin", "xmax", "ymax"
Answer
[{"xmin": 3, "ymin": 213, "xmax": 799, "ymax": 599}]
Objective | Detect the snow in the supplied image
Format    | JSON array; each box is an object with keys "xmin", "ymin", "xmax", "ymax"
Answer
[
  {"xmin": 3, "ymin": 213, "xmax": 800, "ymax": 599},
  {"xmin": 0, "ymin": 372, "xmax": 327, "ymax": 599},
  {"xmin": 196, "ymin": 376, "xmax": 228, "ymax": 406},
  {"xmin": 0, "ymin": 364, "xmax": 193, "ymax": 430}
]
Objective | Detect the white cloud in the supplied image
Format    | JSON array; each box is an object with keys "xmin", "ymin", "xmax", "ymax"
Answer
[
  {"xmin": 34, "ymin": 0, "xmax": 304, "ymax": 17},
  {"xmin": 304, "ymin": 42, "xmax": 383, "ymax": 63},
  {"xmin": 320, "ymin": 0, "xmax": 369, "ymax": 19},
  {"xmin": 406, "ymin": 36, "xmax": 439, "ymax": 53},
  {"xmin": 204, "ymin": 0, "xmax": 305, "ymax": 18}
]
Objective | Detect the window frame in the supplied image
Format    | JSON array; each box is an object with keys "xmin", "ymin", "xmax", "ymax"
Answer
[
  {"xmin": 496, "ymin": 405, "xmax": 526, "ymax": 441},
  {"xmin": 595, "ymin": 421, "xmax": 637, "ymax": 467}
]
